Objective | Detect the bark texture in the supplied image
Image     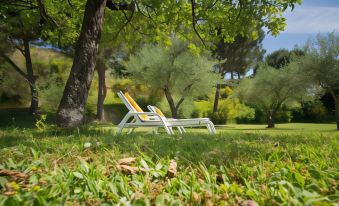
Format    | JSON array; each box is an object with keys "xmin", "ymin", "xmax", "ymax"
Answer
[
  {"xmin": 96, "ymin": 59, "xmax": 107, "ymax": 121},
  {"xmin": 163, "ymin": 87, "xmax": 179, "ymax": 118},
  {"xmin": 213, "ymin": 84, "xmax": 221, "ymax": 113},
  {"xmin": 0, "ymin": 41, "xmax": 38, "ymax": 115},
  {"xmin": 267, "ymin": 110, "xmax": 275, "ymax": 128},
  {"xmin": 23, "ymin": 39, "xmax": 38, "ymax": 114},
  {"xmin": 56, "ymin": 0, "xmax": 107, "ymax": 127}
]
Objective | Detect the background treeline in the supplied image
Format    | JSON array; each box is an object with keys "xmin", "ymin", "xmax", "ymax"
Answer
[{"xmin": 0, "ymin": 42, "xmax": 336, "ymax": 126}]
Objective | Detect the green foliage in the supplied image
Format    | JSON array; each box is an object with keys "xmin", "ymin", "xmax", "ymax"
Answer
[
  {"xmin": 235, "ymin": 60, "xmax": 312, "ymax": 124},
  {"xmin": 265, "ymin": 48, "xmax": 305, "ymax": 69},
  {"xmin": 299, "ymin": 33, "xmax": 339, "ymax": 99},
  {"xmin": 102, "ymin": 0, "xmax": 300, "ymax": 51},
  {"xmin": 292, "ymin": 101, "xmax": 332, "ymax": 123},
  {"xmin": 0, "ymin": 64, "xmax": 30, "ymax": 106},
  {"xmin": 0, "ymin": 125, "xmax": 338, "ymax": 205},
  {"xmin": 213, "ymin": 29, "xmax": 265, "ymax": 77},
  {"xmin": 125, "ymin": 38, "xmax": 219, "ymax": 116},
  {"xmin": 193, "ymin": 98, "xmax": 255, "ymax": 124}
]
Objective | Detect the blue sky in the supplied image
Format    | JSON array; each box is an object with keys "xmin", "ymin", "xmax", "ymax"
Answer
[{"xmin": 263, "ymin": 0, "xmax": 339, "ymax": 54}]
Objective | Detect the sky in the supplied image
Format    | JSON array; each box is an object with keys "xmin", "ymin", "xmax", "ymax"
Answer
[{"xmin": 263, "ymin": 0, "xmax": 339, "ymax": 54}]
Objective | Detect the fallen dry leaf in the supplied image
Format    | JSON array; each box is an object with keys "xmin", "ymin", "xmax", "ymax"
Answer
[
  {"xmin": 0, "ymin": 169, "xmax": 28, "ymax": 182},
  {"xmin": 118, "ymin": 157, "xmax": 136, "ymax": 165},
  {"xmin": 241, "ymin": 200, "xmax": 259, "ymax": 206},
  {"xmin": 3, "ymin": 191, "xmax": 16, "ymax": 196},
  {"xmin": 167, "ymin": 159, "xmax": 177, "ymax": 178},
  {"xmin": 117, "ymin": 165, "xmax": 139, "ymax": 175}
]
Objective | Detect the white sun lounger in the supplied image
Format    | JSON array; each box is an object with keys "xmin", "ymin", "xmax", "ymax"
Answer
[
  {"xmin": 147, "ymin": 105, "xmax": 216, "ymax": 134},
  {"xmin": 117, "ymin": 91, "xmax": 216, "ymax": 135}
]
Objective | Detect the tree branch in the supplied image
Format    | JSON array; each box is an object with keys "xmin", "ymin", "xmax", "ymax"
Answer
[
  {"xmin": 175, "ymin": 83, "xmax": 194, "ymax": 110},
  {"xmin": 112, "ymin": 6, "xmax": 135, "ymax": 40},
  {"xmin": 190, "ymin": 0, "xmax": 206, "ymax": 47},
  {"xmin": 106, "ymin": 0, "xmax": 135, "ymax": 11},
  {"xmin": 36, "ymin": 0, "xmax": 58, "ymax": 27},
  {"xmin": 0, "ymin": 52, "xmax": 28, "ymax": 80}
]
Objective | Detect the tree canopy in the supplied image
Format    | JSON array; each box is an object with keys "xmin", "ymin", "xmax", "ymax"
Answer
[
  {"xmin": 299, "ymin": 33, "xmax": 339, "ymax": 129},
  {"xmin": 125, "ymin": 38, "xmax": 219, "ymax": 118},
  {"xmin": 235, "ymin": 60, "xmax": 311, "ymax": 128}
]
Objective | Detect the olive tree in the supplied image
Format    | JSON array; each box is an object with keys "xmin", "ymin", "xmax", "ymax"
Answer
[
  {"xmin": 125, "ymin": 40, "xmax": 219, "ymax": 118},
  {"xmin": 235, "ymin": 61, "xmax": 310, "ymax": 128},
  {"xmin": 300, "ymin": 33, "xmax": 339, "ymax": 130}
]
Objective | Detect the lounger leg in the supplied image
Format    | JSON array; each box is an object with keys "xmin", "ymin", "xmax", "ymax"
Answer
[
  {"xmin": 127, "ymin": 128, "xmax": 135, "ymax": 134},
  {"xmin": 208, "ymin": 121, "xmax": 216, "ymax": 134},
  {"xmin": 180, "ymin": 126, "xmax": 186, "ymax": 133},
  {"xmin": 169, "ymin": 127, "xmax": 175, "ymax": 135},
  {"xmin": 206, "ymin": 124, "xmax": 212, "ymax": 134},
  {"xmin": 117, "ymin": 126, "xmax": 123, "ymax": 134},
  {"xmin": 164, "ymin": 126, "xmax": 173, "ymax": 135},
  {"xmin": 152, "ymin": 127, "xmax": 159, "ymax": 134},
  {"xmin": 177, "ymin": 127, "xmax": 183, "ymax": 134},
  {"xmin": 117, "ymin": 112, "xmax": 134, "ymax": 135}
]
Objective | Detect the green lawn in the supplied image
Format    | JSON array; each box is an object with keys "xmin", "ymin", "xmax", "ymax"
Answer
[{"xmin": 0, "ymin": 123, "xmax": 338, "ymax": 205}]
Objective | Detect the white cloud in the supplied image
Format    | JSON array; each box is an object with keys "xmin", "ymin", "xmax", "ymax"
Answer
[{"xmin": 283, "ymin": 5, "xmax": 339, "ymax": 33}]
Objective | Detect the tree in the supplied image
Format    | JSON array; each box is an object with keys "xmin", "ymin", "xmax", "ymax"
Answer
[
  {"xmin": 265, "ymin": 48, "xmax": 305, "ymax": 70},
  {"xmin": 0, "ymin": 1, "xmax": 44, "ymax": 114},
  {"xmin": 213, "ymin": 29, "xmax": 265, "ymax": 79},
  {"xmin": 0, "ymin": 0, "xmax": 81, "ymax": 114},
  {"xmin": 299, "ymin": 33, "xmax": 339, "ymax": 130},
  {"xmin": 212, "ymin": 29, "xmax": 265, "ymax": 113},
  {"xmin": 235, "ymin": 61, "xmax": 310, "ymax": 128},
  {"xmin": 95, "ymin": 46, "xmax": 127, "ymax": 121},
  {"xmin": 56, "ymin": 0, "xmax": 108, "ymax": 126},
  {"xmin": 125, "ymin": 39, "xmax": 219, "ymax": 118},
  {"xmin": 55, "ymin": 0, "xmax": 301, "ymax": 127}
]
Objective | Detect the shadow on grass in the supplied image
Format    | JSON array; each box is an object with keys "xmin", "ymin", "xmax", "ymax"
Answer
[{"xmin": 1, "ymin": 125, "xmax": 337, "ymax": 166}]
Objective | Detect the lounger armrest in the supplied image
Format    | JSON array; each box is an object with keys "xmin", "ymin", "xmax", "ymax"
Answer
[
  {"xmin": 128, "ymin": 112, "xmax": 168, "ymax": 122},
  {"xmin": 129, "ymin": 112, "xmax": 159, "ymax": 116}
]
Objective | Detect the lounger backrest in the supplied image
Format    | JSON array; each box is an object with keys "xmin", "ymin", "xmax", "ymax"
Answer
[
  {"xmin": 148, "ymin": 105, "xmax": 167, "ymax": 119},
  {"xmin": 117, "ymin": 91, "xmax": 149, "ymax": 121}
]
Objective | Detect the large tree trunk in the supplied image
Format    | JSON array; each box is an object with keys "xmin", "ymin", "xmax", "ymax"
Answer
[
  {"xmin": 213, "ymin": 83, "xmax": 221, "ymax": 113},
  {"xmin": 237, "ymin": 72, "xmax": 241, "ymax": 79},
  {"xmin": 56, "ymin": 0, "xmax": 107, "ymax": 127},
  {"xmin": 96, "ymin": 59, "xmax": 107, "ymax": 121},
  {"xmin": 163, "ymin": 87, "xmax": 178, "ymax": 118},
  {"xmin": 23, "ymin": 39, "xmax": 38, "ymax": 114},
  {"xmin": 267, "ymin": 110, "xmax": 275, "ymax": 128}
]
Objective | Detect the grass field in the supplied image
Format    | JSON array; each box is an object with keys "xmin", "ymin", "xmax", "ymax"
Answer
[{"xmin": 0, "ymin": 123, "xmax": 338, "ymax": 205}]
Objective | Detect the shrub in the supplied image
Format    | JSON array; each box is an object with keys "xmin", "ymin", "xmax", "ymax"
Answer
[{"xmin": 193, "ymin": 98, "xmax": 254, "ymax": 124}]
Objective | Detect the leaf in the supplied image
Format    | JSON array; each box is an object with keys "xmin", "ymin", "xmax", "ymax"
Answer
[
  {"xmin": 118, "ymin": 157, "xmax": 136, "ymax": 165},
  {"xmin": 140, "ymin": 159, "xmax": 149, "ymax": 170},
  {"xmin": 155, "ymin": 194, "xmax": 165, "ymax": 205},
  {"xmin": 293, "ymin": 172, "xmax": 305, "ymax": 187},
  {"xmin": 74, "ymin": 188, "xmax": 81, "ymax": 194},
  {"xmin": 79, "ymin": 158, "xmax": 90, "ymax": 173},
  {"xmin": 166, "ymin": 160, "xmax": 177, "ymax": 178},
  {"xmin": 0, "ymin": 169, "xmax": 28, "ymax": 182},
  {"xmin": 72, "ymin": 172, "xmax": 84, "ymax": 179},
  {"xmin": 155, "ymin": 162, "xmax": 163, "ymax": 170},
  {"xmin": 0, "ymin": 177, "xmax": 8, "ymax": 187},
  {"xmin": 117, "ymin": 165, "xmax": 139, "ymax": 175}
]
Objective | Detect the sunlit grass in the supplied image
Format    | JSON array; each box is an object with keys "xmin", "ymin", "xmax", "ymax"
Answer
[{"xmin": 0, "ymin": 124, "xmax": 338, "ymax": 205}]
